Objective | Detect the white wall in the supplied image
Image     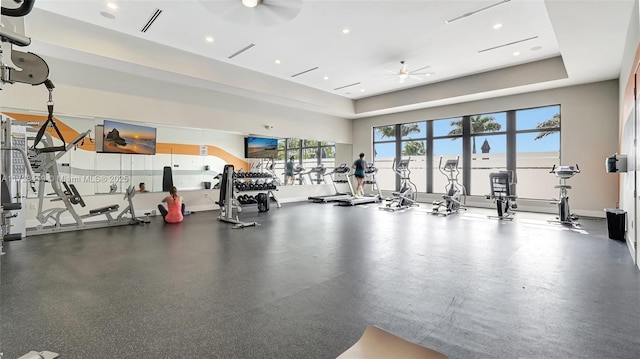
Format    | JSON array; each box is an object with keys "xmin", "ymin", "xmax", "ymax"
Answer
[
  {"xmin": 353, "ymin": 81, "xmax": 620, "ymax": 217},
  {"xmin": 618, "ymin": 0, "xmax": 640, "ymax": 268},
  {"xmin": 0, "ymin": 61, "xmax": 353, "ymax": 145}
]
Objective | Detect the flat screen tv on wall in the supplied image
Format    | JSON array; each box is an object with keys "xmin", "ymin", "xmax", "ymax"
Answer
[
  {"xmin": 102, "ymin": 120, "xmax": 157, "ymax": 155},
  {"xmin": 245, "ymin": 136, "xmax": 278, "ymax": 158}
]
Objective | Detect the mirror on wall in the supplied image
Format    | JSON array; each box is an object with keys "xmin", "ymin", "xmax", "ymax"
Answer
[{"xmin": 10, "ymin": 111, "xmax": 348, "ymax": 199}]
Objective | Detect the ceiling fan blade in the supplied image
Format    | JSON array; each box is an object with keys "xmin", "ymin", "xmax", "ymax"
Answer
[
  {"xmin": 373, "ymin": 70, "xmax": 398, "ymax": 77},
  {"xmin": 198, "ymin": 0, "xmax": 242, "ymax": 17},
  {"xmin": 255, "ymin": 3, "xmax": 302, "ymax": 26},
  {"xmin": 410, "ymin": 65, "xmax": 431, "ymax": 74}
]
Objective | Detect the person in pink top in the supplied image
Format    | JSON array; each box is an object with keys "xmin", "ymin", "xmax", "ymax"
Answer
[{"xmin": 158, "ymin": 186, "xmax": 184, "ymax": 223}]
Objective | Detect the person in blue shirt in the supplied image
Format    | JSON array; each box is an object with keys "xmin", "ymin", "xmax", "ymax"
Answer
[
  {"xmin": 285, "ymin": 156, "xmax": 295, "ymax": 185},
  {"xmin": 352, "ymin": 153, "xmax": 366, "ymax": 196}
]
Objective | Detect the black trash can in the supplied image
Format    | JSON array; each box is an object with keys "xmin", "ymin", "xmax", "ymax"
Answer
[
  {"xmin": 604, "ymin": 208, "xmax": 626, "ymax": 241},
  {"xmin": 257, "ymin": 193, "xmax": 269, "ymax": 212}
]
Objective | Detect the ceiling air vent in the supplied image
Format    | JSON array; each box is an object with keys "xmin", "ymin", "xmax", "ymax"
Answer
[
  {"xmin": 334, "ymin": 82, "xmax": 361, "ymax": 91},
  {"xmin": 478, "ymin": 36, "xmax": 538, "ymax": 53},
  {"xmin": 291, "ymin": 67, "xmax": 319, "ymax": 78},
  {"xmin": 445, "ymin": 0, "xmax": 511, "ymax": 24},
  {"xmin": 228, "ymin": 44, "xmax": 256, "ymax": 59},
  {"xmin": 141, "ymin": 8, "xmax": 162, "ymax": 33}
]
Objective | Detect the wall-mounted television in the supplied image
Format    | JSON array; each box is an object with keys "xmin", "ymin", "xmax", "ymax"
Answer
[
  {"xmin": 102, "ymin": 120, "xmax": 157, "ymax": 155},
  {"xmin": 244, "ymin": 136, "xmax": 278, "ymax": 158}
]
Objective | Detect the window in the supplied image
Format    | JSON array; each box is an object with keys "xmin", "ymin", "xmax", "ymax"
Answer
[
  {"xmin": 432, "ymin": 118, "xmax": 463, "ymax": 194},
  {"xmin": 373, "ymin": 125, "xmax": 398, "ymax": 191},
  {"xmin": 373, "ymin": 141, "xmax": 396, "ymax": 191},
  {"xmin": 515, "ymin": 106, "xmax": 560, "ymax": 199},
  {"xmin": 374, "ymin": 125, "xmax": 396, "ymax": 141},
  {"xmin": 471, "ymin": 133, "xmax": 506, "ymax": 196},
  {"xmin": 371, "ymin": 105, "xmax": 560, "ymax": 201},
  {"xmin": 273, "ymin": 138, "xmax": 336, "ymax": 185},
  {"xmin": 432, "ymin": 137, "xmax": 462, "ymax": 194},
  {"xmin": 401, "ymin": 139, "xmax": 426, "ymax": 192}
]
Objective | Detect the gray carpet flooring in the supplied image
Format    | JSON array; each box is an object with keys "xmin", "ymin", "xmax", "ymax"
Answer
[{"xmin": 1, "ymin": 203, "xmax": 639, "ymax": 358}]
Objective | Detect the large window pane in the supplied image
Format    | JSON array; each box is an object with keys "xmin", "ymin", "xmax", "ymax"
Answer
[
  {"xmin": 432, "ymin": 139, "xmax": 463, "ymax": 194},
  {"xmin": 401, "ymin": 140, "xmax": 426, "ymax": 192},
  {"xmin": 470, "ymin": 134, "xmax": 506, "ymax": 196},
  {"xmin": 400, "ymin": 122, "xmax": 426, "ymax": 140},
  {"xmin": 516, "ymin": 132, "xmax": 560, "ymax": 199},
  {"xmin": 303, "ymin": 147, "xmax": 317, "ymax": 160},
  {"xmin": 288, "ymin": 138, "xmax": 301, "ymax": 148},
  {"xmin": 374, "ymin": 125, "xmax": 396, "ymax": 141},
  {"xmin": 517, "ymin": 105, "xmax": 560, "ymax": 131},
  {"xmin": 320, "ymin": 145, "xmax": 335, "ymax": 174},
  {"xmin": 433, "ymin": 117, "xmax": 462, "ymax": 137},
  {"xmin": 304, "ymin": 139, "xmax": 319, "ymax": 147},
  {"xmin": 470, "ymin": 112, "xmax": 506, "ymax": 134},
  {"xmin": 287, "ymin": 150, "xmax": 299, "ymax": 161},
  {"xmin": 374, "ymin": 142, "xmax": 395, "ymax": 191},
  {"xmin": 272, "ymin": 139, "xmax": 287, "ymax": 183}
]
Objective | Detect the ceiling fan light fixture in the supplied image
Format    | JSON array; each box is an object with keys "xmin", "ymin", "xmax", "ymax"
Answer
[
  {"xmin": 398, "ymin": 72, "xmax": 409, "ymax": 79},
  {"xmin": 242, "ymin": 0, "xmax": 261, "ymax": 8}
]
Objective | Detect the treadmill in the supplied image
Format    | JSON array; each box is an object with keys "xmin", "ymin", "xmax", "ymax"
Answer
[
  {"xmin": 306, "ymin": 163, "xmax": 327, "ymax": 184},
  {"xmin": 336, "ymin": 163, "xmax": 382, "ymax": 206},
  {"xmin": 308, "ymin": 164, "xmax": 354, "ymax": 203}
]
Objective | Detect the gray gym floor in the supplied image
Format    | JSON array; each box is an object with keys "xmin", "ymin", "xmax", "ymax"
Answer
[{"xmin": 1, "ymin": 203, "xmax": 639, "ymax": 358}]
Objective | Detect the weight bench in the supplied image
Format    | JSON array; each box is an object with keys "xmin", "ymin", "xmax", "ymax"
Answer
[
  {"xmin": 89, "ymin": 204, "xmax": 120, "ymax": 215},
  {"xmin": 337, "ymin": 326, "xmax": 448, "ymax": 359}
]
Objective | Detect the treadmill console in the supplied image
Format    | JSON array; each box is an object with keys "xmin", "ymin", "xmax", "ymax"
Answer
[
  {"xmin": 335, "ymin": 163, "xmax": 350, "ymax": 173},
  {"xmin": 365, "ymin": 163, "xmax": 377, "ymax": 173}
]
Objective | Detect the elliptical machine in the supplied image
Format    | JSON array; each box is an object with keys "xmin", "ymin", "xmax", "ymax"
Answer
[
  {"xmin": 432, "ymin": 156, "xmax": 466, "ymax": 216},
  {"xmin": 549, "ymin": 164, "xmax": 580, "ymax": 225},
  {"xmin": 487, "ymin": 170, "xmax": 517, "ymax": 220},
  {"xmin": 381, "ymin": 157, "xmax": 417, "ymax": 211}
]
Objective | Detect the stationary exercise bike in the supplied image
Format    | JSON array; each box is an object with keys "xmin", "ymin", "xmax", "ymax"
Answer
[
  {"xmin": 550, "ymin": 164, "xmax": 580, "ymax": 225},
  {"xmin": 487, "ymin": 170, "xmax": 517, "ymax": 220},
  {"xmin": 381, "ymin": 158, "xmax": 417, "ymax": 211},
  {"xmin": 432, "ymin": 156, "xmax": 466, "ymax": 216}
]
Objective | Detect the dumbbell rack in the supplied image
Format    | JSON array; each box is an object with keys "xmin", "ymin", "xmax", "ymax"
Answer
[{"xmin": 233, "ymin": 172, "xmax": 281, "ymax": 211}]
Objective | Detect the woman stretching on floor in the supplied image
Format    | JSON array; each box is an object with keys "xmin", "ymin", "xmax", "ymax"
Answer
[{"xmin": 158, "ymin": 186, "xmax": 184, "ymax": 223}]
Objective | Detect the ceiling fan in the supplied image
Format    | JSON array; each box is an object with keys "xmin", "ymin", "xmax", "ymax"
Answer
[
  {"xmin": 197, "ymin": 0, "xmax": 303, "ymax": 27},
  {"xmin": 381, "ymin": 61, "xmax": 432, "ymax": 83}
]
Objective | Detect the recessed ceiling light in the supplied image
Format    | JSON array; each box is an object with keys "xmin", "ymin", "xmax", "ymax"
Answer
[
  {"xmin": 513, "ymin": 51, "xmax": 521, "ymax": 56},
  {"xmin": 323, "ymin": 76, "xmax": 329, "ymax": 80},
  {"xmin": 530, "ymin": 45, "xmax": 542, "ymax": 51},
  {"xmin": 100, "ymin": 11, "xmax": 115, "ymax": 19},
  {"xmin": 107, "ymin": 2, "xmax": 118, "ymax": 10},
  {"xmin": 492, "ymin": 23, "xmax": 502, "ymax": 29},
  {"xmin": 342, "ymin": 27, "xmax": 350, "ymax": 34},
  {"xmin": 360, "ymin": 89, "xmax": 365, "ymax": 92},
  {"xmin": 205, "ymin": 36, "xmax": 214, "ymax": 43},
  {"xmin": 275, "ymin": 59, "xmax": 281, "ymax": 64},
  {"xmin": 426, "ymin": 72, "xmax": 434, "ymax": 77}
]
